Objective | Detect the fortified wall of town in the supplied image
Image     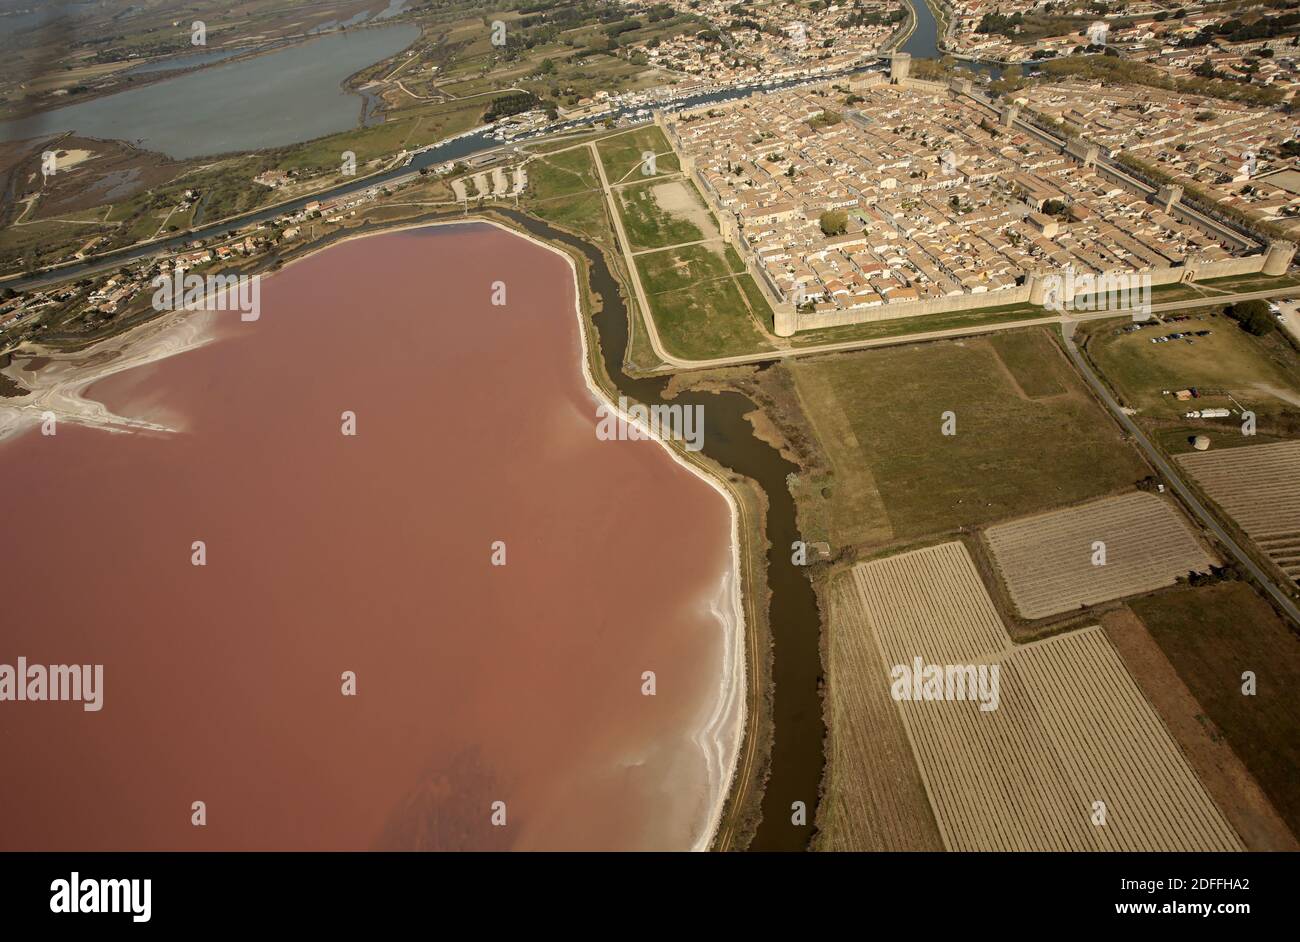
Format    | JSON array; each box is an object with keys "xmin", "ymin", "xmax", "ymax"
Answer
[{"xmin": 656, "ymin": 62, "xmax": 1294, "ymax": 337}]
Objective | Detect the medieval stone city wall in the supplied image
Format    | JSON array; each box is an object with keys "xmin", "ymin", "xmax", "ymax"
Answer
[{"xmin": 655, "ymin": 85, "xmax": 1290, "ymax": 338}]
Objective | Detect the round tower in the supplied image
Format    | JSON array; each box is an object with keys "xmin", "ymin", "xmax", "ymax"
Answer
[
  {"xmin": 1027, "ymin": 271, "xmax": 1046, "ymax": 307},
  {"xmin": 773, "ymin": 303, "xmax": 798, "ymax": 338},
  {"xmin": 1263, "ymin": 240, "xmax": 1297, "ymax": 277}
]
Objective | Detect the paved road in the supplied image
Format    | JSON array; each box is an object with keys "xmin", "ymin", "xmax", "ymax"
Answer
[{"xmin": 1060, "ymin": 318, "xmax": 1300, "ymax": 628}]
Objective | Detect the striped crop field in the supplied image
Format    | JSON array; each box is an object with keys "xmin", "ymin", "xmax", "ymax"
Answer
[
  {"xmin": 1176, "ymin": 440, "xmax": 1300, "ymax": 583},
  {"xmin": 983, "ymin": 492, "xmax": 1216, "ymax": 619},
  {"xmin": 817, "ymin": 576, "xmax": 945, "ymax": 851},
  {"xmin": 843, "ymin": 541, "xmax": 1241, "ymax": 851}
]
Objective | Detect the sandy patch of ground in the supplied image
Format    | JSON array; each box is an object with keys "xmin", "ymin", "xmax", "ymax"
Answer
[
  {"xmin": 650, "ymin": 179, "xmax": 722, "ymax": 254},
  {"xmin": 54, "ymin": 148, "xmax": 95, "ymax": 170}
]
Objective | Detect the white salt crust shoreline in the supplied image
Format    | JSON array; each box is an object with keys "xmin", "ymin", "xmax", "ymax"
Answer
[
  {"xmin": 0, "ymin": 218, "xmax": 747, "ymax": 852},
  {"xmin": 0, "ymin": 305, "xmax": 223, "ymax": 442}
]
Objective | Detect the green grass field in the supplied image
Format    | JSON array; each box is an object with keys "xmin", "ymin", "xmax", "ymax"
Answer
[
  {"xmin": 636, "ymin": 241, "xmax": 741, "ymax": 293},
  {"xmin": 595, "ymin": 126, "xmax": 680, "ymax": 184},
  {"xmin": 987, "ymin": 329, "xmax": 1068, "ymax": 397},
  {"xmin": 784, "ymin": 330, "xmax": 1151, "ymax": 548},
  {"xmin": 1129, "ymin": 582, "xmax": 1300, "ymax": 837},
  {"xmin": 634, "ymin": 244, "xmax": 773, "ymax": 359},
  {"xmin": 525, "ymin": 191, "xmax": 611, "ymax": 244},
  {"xmin": 527, "ymin": 147, "xmax": 602, "ymax": 200},
  {"xmin": 519, "ymin": 131, "xmax": 604, "ymax": 155},
  {"xmin": 1081, "ymin": 311, "xmax": 1300, "ymax": 426},
  {"xmin": 788, "ymin": 302, "xmax": 1045, "ymax": 347}
]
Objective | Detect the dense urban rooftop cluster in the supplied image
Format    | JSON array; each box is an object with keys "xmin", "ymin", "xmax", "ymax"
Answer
[
  {"xmin": 671, "ymin": 81, "xmax": 1242, "ymax": 311},
  {"xmin": 946, "ymin": 0, "xmax": 1300, "ymax": 95},
  {"xmin": 1018, "ymin": 82, "xmax": 1300, "ymax": 236},
  {"xmin": 619, "ymin": 0, "xmax": 906, "ymax": 82}
]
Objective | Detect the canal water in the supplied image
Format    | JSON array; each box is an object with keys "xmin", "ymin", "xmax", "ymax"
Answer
[{"xmin": 902, "ymin": 0, "xmax": 1004, "ymax": 78}]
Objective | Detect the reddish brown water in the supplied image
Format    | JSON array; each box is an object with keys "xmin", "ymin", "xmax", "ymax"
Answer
[{"xmin": 0, "ymin": 224, "xmax": 735, "ymax": 850}]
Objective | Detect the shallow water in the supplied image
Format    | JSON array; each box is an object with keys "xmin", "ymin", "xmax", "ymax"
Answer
[
  {"xmin": 0, "ymin": 25, "xmax": 419, "ymax": 158},
  {"xmin": 0, "ymin": 224, "xmax": 737, "ymax": 850}
]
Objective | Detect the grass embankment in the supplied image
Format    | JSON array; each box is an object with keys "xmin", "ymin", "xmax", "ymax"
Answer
[
  {"xmin": 1146, "ymin": 272, "xmax": 1300, "ymax": 304},
  {"xmin": 635, "ymin": 244, "xmax": 775, "ymax": 359},
  {"xmin": 789, "ymin": 302, "xmax": 1045, "ymax": 348}
]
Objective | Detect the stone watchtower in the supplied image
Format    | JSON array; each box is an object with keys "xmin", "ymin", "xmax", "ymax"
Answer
[
  {"xmin": 890, "ymin": 53, "xmax": 911, "ymax": 85},
  {"xmin": 1000, "ymin": 104, "xmax": 1019, "ymax": 128},
  {"xmin": 1263, "ymin": 240, "xmax": 1297, "ymax": 276},
  {"xmin": 1027, "ymin": 271, "xmax": 1048, "ymax": 307},
  {"xmin": 1027, "ymin": 269, "xmax": 1073, "ymax": 311},
  {"xmin": 773, "ymin": 302, "xmax": 798, "ymax": 337},
  {"xmin": 1065, "ymin": 139, "xmax": 1100, "ymax": 169},
  {"xmin": 1154, "ymin": 184, "xmax": 1183, "ymax": 212}
]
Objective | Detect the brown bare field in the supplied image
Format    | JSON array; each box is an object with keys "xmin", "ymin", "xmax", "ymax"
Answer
[
  {"xmin": 1176, "ymin": 440, "xmax": 1300, "ymax": 582},
  {"xmin": 845, "ymin": 542, "xmax": 1242, "ymax": 851},
  {"xmin": 1129, "ymin": 582, "xmax": 1300, "ymax": 839},
  {"xmin": 1101, "ymin": 607, "xmax": 1298, "ymax": 851},
  {"xmin": 815, "ymin": 575, "xmax": 945, "ymax": 851},
  {"xmin": 983, "ymin": 492, "xmax": 1217, "ymax": 619},
  {"xmin": 649, "ymin": 180, "xmax": 720, "ymax": 242}
]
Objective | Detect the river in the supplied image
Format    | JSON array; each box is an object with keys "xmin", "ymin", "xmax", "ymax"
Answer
[
  {"xmin": 901, "ymin": 0, "xmax": 945, "ymax": 59},
  {"xmin": 902, "ymin": 0, "xmax": 1004, "ymax": 77}
]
